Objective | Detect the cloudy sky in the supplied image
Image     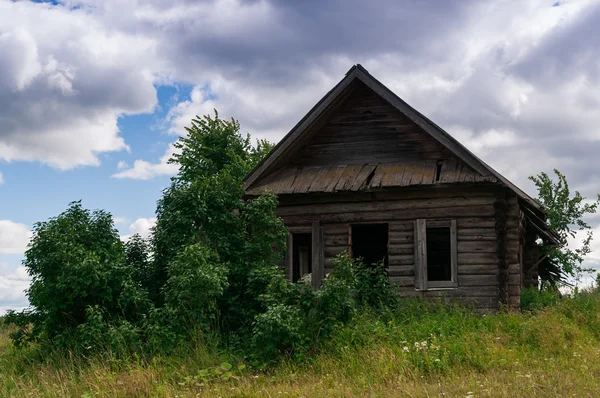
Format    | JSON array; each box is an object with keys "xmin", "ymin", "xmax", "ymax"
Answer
[{"xmin": 1, "ymin": 0, "xmax": 600, "ymax": 312}]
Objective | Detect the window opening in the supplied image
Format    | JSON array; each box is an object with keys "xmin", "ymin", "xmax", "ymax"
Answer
[
  {"xmin": 426, "ymin": 226, "xmax": 452, "ymax": 281},
  {"xmin": 351, "ymin": 223, "xmax": 388, "ymax": 267},
  {"xmin": 292, "ymin": 233, "xmax": 312, "ymax": 282}
]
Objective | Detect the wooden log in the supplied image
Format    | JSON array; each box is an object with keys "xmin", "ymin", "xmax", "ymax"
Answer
[
  {"xmin": 280, "ymin": 205, "xmax": 495, "ymax": 224},
  {"xmin": 457, "ymin": 264, "xmax": 497, "ymax": 275},
  {"xmin": 388, "ymin": 244, "xmax": 414, "ymax": 255},
  {"xmin": 276, "ymin": 197, "xmax": 494, "ymax": 217},
  {"xmin": 323, "ymin": 224, "xmax": 349, "ymax": 235},
  {"xmin": 324, "ymin": 246, "xmax": 348, "ymax": 258},
  {"xmin": 457, "ymin": 241, "xmax": 496, "ymax": 253},
  {"xmin": 324, "ymin": 234, "xmax": 348, "ymax": 246},
  {"xmin": 458, "ymin": 274, "xmax": 498, "ymax": 286},
  {"xmin": 390, "ymin": 276, "xmax": 414, "ymax": 286},
  {"xmin": 389, "ymin": 254, "xmax": 415, "ymax": 265},
  {"xmin": 388, "ymin": 265, "xmax": 414, "ymax": 277}
]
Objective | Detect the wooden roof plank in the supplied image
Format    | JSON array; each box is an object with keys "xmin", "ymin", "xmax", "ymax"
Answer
[
  {"xmin": 338, "ymin": 165, "xmax": 364, "ymax": 191},
  {"xmin": 307, "ymin": 166, "xmax": 334, "ymax": 193},
  {"xmin": 268, "ymin": 167, "xmax": 298, "ymax": 194},
  {"xmin": 324, "ymin": 165, "xmax": 347, "ymax": 192},
  {"xmin": 368, "ymin": 165, "xmax": 385, "ymax": 188},
  {"xmin": 350, "ymin": 164, "xmax": 377, "ymax": 191},
  {"xmin": 420, "ymin": 160, "xmax": 436, "ymax": 185},
  {"xmin": 291, "ymin": 167, "xmax": 320, "ymax": 194}
]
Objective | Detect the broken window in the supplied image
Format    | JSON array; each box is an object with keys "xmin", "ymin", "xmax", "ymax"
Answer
[
  {"xmin": 291, "ymin": 233, "xmax": 312, "ymax": 282},
  {"xmin": 415, "ymin": 219, "xmax": 457, "ymax": 290},
  {"xmin": 351, "ymin": 223, "xmax": 389, "ymax": 267}
]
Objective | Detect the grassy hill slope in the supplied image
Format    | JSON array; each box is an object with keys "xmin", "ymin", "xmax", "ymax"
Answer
[{"xmin": 2, "ymin": 290, "xmax": 600, "ymax": 397}]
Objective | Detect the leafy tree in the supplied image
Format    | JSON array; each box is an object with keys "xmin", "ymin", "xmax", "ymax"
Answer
[
  {"xmin": 6, "ymin": 201, "xmax": 150, "ymax": 348},
  {"xmin": 163, "ymin": 244, "xmax": 229, "ymax": 330},
  {"xmin": 529, "ymin": 169, "xmax": 600, "ymax": 287},
  {"xmin": 151, "ymin": 110, "xmax": 287, "ymax": 334},
  {"xmin": 124, "ymin": 233, "xmax": 153, "ymax": 291}
]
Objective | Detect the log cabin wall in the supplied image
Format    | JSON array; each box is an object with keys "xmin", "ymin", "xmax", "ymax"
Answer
[{"xmin": 277, "ymin": 185, "xmax": 519, "ymax": 310}]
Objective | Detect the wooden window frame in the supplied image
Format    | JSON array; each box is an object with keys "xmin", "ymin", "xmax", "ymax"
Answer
[
  {"xmin": 286, "ymin": 223, "xmax": 323, "ymax": 289},
  {"xmin": 415, "ymin": 219, "xmax": 458, "ymax": 290}
]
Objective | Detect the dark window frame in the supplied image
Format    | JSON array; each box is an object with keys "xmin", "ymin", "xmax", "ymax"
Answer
[{"xmin": 415, "ymin": 219, "xmax": 458, "ymax": 290}]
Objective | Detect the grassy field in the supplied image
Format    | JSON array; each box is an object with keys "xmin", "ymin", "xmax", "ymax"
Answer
[{"xmin": 2, "ymin": 292, "xmax": 600, "ymax": 397}]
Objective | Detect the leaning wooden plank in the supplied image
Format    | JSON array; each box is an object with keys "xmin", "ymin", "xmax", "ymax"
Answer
[
  {"xmin": 335, "ymin": 165, "xmax": 364, "ymax": 191},
  {"xmin": 420, "ymin": 160, "xmax": 437, "ymax": 185},
  {"xmin": 268, "ymin": 167, "xmax": 299, "ymax": 194},
  {"xmin": 350, "ymin": 164, "xmax": 377, "ymax": 191},
  {"xmin": 400, "ymin": 162, "xmax": 418, "ymax": 186},
  {"xmin": 306, "ymin": 166, "xmax": 334, "ymax": 193},
  {"xmin": 323, "ymin": 165, "xmax": 347, "ymax": 192},
  {"xmin": 440, "ymin": 157, "xmax": 459, "ymax": 183},
  {"xmin": 408, "ymin": 163, "xmax": 425, "ymax": 185},
  {"xmin": 380, "ymin": 163, "xmax": 406, "ymax": 187},
  {"xmin": 368, "ymin": 164, "xmax": 385, "ymax": 188},
  {"xmin": 291, "ymin": 167, "xmax": 321, "ymax": 193}
]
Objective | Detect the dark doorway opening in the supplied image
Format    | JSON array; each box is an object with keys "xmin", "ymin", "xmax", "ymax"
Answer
[
  {"xmin": 292, "ymin": 233, "xmax": 312, "ymax": 282},
  {"xmin": 426, "ymin": 227, "xmax": 451, "ymax": 281},
  {"xmin": 351, "ymin": 223, "xmax": 389, "ymax": 267}
]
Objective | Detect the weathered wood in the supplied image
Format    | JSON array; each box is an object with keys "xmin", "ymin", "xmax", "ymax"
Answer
[
  {"xmin": 324, "ymin": 234, "xmax": 348, "ymax": 246},
  {"xmin": 277, "ymin": 196, "xmax": 494, "ymax": 217},
  {"xmin": 323, "ymin": 224, "xmax": 349, "ymax": 235},
  {"xmin": 389, "ymin": 254, "xmax": 415, "ymax": 265},
  {"xmin": 457, "ymin": 241, "xmax": 496, "ymax": 253},
  {"xmin": 312, "ymin": 221, "xmax": 324, "ymax": 289},
  {"xmin": 351, "ymin": 164, "xmax": 377, "ymax": 191},
  {"xmin": 388, "ymin": 265, "xmax": 414, "ymax": 277},
  {"xmin": 415, "ymin": 219, "xmax": 426, "ymax": 290},
  {"xmin": 324, "ymin": 246, "xmax": 347, "ymax": 258},
  {"xmin": 286, "ymin": 234, "xmax": 293, "ymax": 281},
  {"xmin": 280, "ymin": 205, "xmax": 494, "ymax": 224},
  {"xmin": 388, "ymin": 244, "xmax": 414, "ymax": 255}
]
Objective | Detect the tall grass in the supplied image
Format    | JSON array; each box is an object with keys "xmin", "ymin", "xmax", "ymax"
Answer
[{"xmin": 3, "ymin": 290, "xmax": 600, "ymax": 397}]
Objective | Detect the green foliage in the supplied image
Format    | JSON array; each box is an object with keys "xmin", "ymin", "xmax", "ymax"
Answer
[
  {"xmin": 250, "ymin": 254, "xmax": 399, "ymax": 362},
  {"xmin": 163, "ymin": 244, "xmax": 228, "ymax": 330},
  {"xmin": 520, "ymin": 287, "xmax": 559, "ymax": 312},
  {"xmin": 3, "ymin": 109, "xmax": 400, "ymax": 365},
  {"xmin": 6, "ymin": 201, "xmax": 150, "ymax": 349},
  {"xmin": 124, "ymin": 234, "xmax": 153, "ymax": 292},
  {"xmin": 529, "ymin": 169, "xmax": 600, "ymax": 286}
]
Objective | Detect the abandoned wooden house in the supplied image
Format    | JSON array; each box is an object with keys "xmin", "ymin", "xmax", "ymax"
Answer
[{"xmin": 244, "ymin": 64, "xmax": 560, "ymax": 310}]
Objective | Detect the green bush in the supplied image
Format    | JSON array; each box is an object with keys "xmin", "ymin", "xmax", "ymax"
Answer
[
  {"xmin": 520, "ymin": 286, "xmax": 559, "ymax": 311},
  {"xmin": 5, "ymin": 202, "xmax": 151, "ymax": 350},
  {"xmin": 163, "ymin": 244, "xmax": 229, "ymax": 331}
]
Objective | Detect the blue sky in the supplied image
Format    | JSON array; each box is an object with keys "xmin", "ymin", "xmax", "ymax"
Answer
[{"xmin": 2, "ymin": 0, "xmax": 600, "ymax": 312}]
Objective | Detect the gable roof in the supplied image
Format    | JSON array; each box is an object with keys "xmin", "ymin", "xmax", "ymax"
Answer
[{"xmin": 244, "ymin": 65, "xmax": 551, "ymax": 231}]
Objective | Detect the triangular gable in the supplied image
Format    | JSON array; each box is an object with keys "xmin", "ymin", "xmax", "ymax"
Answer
[{"xmin": 244, "ymin": 64, "xmax": 543, "ymax": 214}]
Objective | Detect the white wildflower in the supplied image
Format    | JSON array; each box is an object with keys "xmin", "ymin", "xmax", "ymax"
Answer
[{"xmin": 403, "ymin": 346, "xmax": 409, "ymax": 352}]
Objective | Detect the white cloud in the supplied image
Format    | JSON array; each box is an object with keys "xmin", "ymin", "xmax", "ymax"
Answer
[
  {"xmin": 0, "ymin": 221, "xmax": 31, "ymax": 255},
  {"xmin": 113, "ymin": 217, "xmax": 127, "ymax": 225},
  {"xmin": 112, "ymin": 143, "xmax": 179, "ymax": 180},
  {"xmin": 120, "ymin": 217, "xmax": 157, "ymax": 241},
  {"xmin": 0, "ymin": 1, "xmax": 159, "ymax": 170},
  {"xmin": 0, "ymin": 264, "xmax": 31, "ymax": 314}
]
